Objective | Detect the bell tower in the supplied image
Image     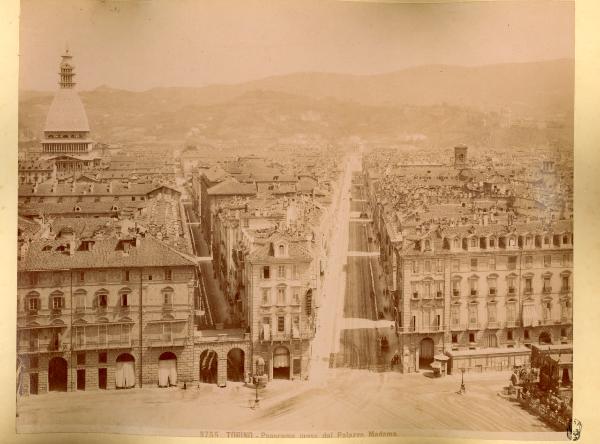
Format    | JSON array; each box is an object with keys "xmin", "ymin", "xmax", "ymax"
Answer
[
  {"xmin": 58, "ymin": 47, "xmax": 76, "ymax": 89},
  {"xmin": 454, "ymin": 144, "xmax": 468, "ymax": 168}
]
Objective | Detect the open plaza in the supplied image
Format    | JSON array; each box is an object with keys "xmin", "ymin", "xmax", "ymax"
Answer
[{"xmin": 17, "ymin": 368, "xmax": 556, "ymax": 437}]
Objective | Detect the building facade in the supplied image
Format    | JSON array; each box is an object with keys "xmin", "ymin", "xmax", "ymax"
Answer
[
  {"xmin": 395, "ymin": 219, "xmax": 573, "ymax": 373},
  {"xmin": 246, "ymin": 236, "xmax": 317, "ymax": 380},
  {"xmin": 17, "ymin": 234, "xmax": 199, "ymax": 395}
]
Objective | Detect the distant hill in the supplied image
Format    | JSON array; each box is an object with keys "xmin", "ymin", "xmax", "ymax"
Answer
[
  {"xmin": 19, "ymin": 59, "xmax": 573, "ymax": 148},
  {"xmin": 236, "ymin": 59, "xmax": 574, "ymax": 117}
]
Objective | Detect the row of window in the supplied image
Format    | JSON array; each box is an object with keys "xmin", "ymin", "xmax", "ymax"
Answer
[
  {"xmin": 449, "ymin": 328, "xmax": 570, "ymax": 345},
  {"xmin": 25, "ymin": 269, "xmax": 173, "ymax": 286},
  {"xmin": 22, "ymin": 195, "xmax": 147, "ymax": 204},
  {"xmin": 24, "ymin": 287, "xmax": 175, "ymax": 312},
  {"xmin": 442, "ymin": 233, "xmax": 572, "ymax": 250},
  {"xmin": 411, "ymin": 273, "xmax": 571, "ymax": 297},
  {"xmin": 260, "ymin": 286, "xmax": 302, "ymax": 306},
  {"xmin": 261, "ymin": 265, "xmax": 300, "ymax": 280},
  {"xmin": 404, "ymin": 301, "xmax": 572, "ymax": 329},
  {"xmin": 23, "ymin": 322, "xmax": 180, "ymax": 353},
  {"xmin": 46, "ymin": 133, "xmax": 86, "ymax": 139},
  {"xmin": 261, "ymin": 314, "xmax": 301, "ymax": 335},
  {"xmin": 409, "ymin": 254, "xmax": 572, "ymax": 274}
]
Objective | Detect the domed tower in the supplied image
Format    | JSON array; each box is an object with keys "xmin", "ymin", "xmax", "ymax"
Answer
[{"xmin": 41, "ymin": 48, "xmax": 93, "ymax": 157}]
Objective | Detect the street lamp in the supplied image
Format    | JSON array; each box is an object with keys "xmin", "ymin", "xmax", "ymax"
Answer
[
  {"xmin": 252, "ymin": 357, "xmax": 266, "ymax": 409},
  {"xmin": 459, "ymin": 368, "xmax": 466, "ymax": 394}
]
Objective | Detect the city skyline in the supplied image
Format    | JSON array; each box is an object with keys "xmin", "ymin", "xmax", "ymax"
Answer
[{"xmin": 15, "ymin": 0, "xmax": 577, "ymax": 438}]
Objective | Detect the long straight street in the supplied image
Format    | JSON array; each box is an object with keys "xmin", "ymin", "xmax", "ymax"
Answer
[{"xmin": 331, "ymin": 170, "xmax": 399, "ymax": 371}]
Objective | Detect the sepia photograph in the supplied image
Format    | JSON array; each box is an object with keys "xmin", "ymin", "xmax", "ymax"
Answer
[{"xmin": 12, "ymin": 0, "xmax": 580, "ymax": 440}]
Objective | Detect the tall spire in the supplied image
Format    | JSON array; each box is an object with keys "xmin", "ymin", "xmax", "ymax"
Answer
[{"xmin": 58, "ymin": 46, "xmax": 76, "ymax": 89}]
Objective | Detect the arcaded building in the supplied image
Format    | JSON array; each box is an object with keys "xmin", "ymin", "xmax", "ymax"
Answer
[
  {"xmin": 17, "ymin": 231, "xmax": 199, "ymax": 395},
  {"xmin": 395, "ymin": 219, "xmax": 573, "ymax": 373},
  {"xmin": 366, "ymin": 145, "xmax": 574, "ymax": 373}
]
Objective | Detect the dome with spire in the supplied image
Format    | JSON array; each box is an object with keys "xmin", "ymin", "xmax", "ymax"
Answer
[
  {"xmin": 44, "ymin": 89, "xmax": 90, "ymax": 132},
  {"xmin": 43, "ymin": 48, "xmax": 90, "ymax": 133}
]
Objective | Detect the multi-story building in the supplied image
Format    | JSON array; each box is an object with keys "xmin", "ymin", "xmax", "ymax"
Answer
[
  {"xmin": 18, "ymin": 159, "xmax": 56, "ymax": 185},
  {"xmin": 365, "ymin": 145, "xmax": 574, "ymax": 374},
  {"xmin": 17, "ymin": 230, "xmax": 199, "ymax": 395},
  {"xmin": 395, "ymin": 219, "xmax": 573, "ymax": 373},
  {"xmin": 246, "ymin": 234, "xmax": 317, "ymax": 380}
]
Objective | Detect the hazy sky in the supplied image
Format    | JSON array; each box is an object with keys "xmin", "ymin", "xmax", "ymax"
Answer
[{"xmin": 19, "ymin": 0, "xmax": 574, "ymax": 91}]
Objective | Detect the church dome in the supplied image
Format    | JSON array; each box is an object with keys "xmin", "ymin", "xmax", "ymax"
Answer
[{"xmin": 44, "ymin": 88, "xmax": 90, "ymax": 133}]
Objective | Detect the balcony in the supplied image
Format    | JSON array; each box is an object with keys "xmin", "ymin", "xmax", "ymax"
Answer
[
  {"xmin": 148, "ymin": 336, "xmax": 186, "ymax": 347},
  {"xmin": 523, "ymin": 288, "xmax": 533, "ymax": 296},
  {"xmin": 162, "ymin": 303, "xmax": 174, "ymax": 312},
  {"xmin": 539, "ymin": 318, "xmax": 556, "ymax": 326},
  {"xmin": 467, "ymin": 322, "xmax": 480, "ymax": 330},
  {"xmin": 505, "ymin": 320, "xmax": 520, "ymax": 328},
  {"xmin": 420, "ymin": 324, "xmax": 443, "ymax": 333},
  {"xmin": 26, "ymin": 309, "xmax": 39, "ymax": 318},
  {"xmin": 119, "ymin": 305, "xmax": 130, "ymax": 314},
  {"xmin": 50, "ymin": 308, "xmax": 62, "ymax": 317},
  {"xmin": 486, "ymin": 321, "xmax": 500, "ymax": 329},
  {"xmin": 74, "ymin": 338, "xmax": 132, "ymax": 350},
  {"xmin": 560, "ymin": 286, "xmax": 571, "ymax": 294},
  {"xmin": 449, "ymin": 322, "xmax": 463, "ymax": 331},
  {"xmin": 74, "ymin": 306, "xmax": 86, "ymax": 314},
  {"xmin": 542, "ymin": 287, "xmax": 552, "ymax": 294},
  {"xmin": 96, "ymin": 306, "xmax": 108, "ymax": 315},
  {"xmin": 271, "ymin": 332, "xmax": 294, "ymax": 342},
  {"xmin": 560, "ymin": 315, "xmax": 572, "ymax": 325}
]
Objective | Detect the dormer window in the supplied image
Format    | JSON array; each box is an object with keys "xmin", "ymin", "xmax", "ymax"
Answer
[{"xmin": 278, "ymin": 244, "xmax": 285, "ymax": 256}]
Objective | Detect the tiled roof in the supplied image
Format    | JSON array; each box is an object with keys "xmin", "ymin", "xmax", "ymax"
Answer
[
  {"xmin": 248, "ymin": 239, "xmax": 312, "ymax": 263},
  {"xmin": 202, "ymin": 166, "xmax": 231, "ymax": 183},
  {"xmin": 19, "ymin": 235, "xmax": 195, "ymax": 271},
  {"xmin": 18, "ymin": 201, "xmax": 145, "ymax": 217},
  {"xmin": 18, "ymin": 216, "xmax": 42, "ymax": 239},
  {"xmin": 19, "ymin": 180, "xmax": 156, "ymax": 197},
  {"xmin": 208, "ymin": 179, "xmax": 257, "ymax": 196}
]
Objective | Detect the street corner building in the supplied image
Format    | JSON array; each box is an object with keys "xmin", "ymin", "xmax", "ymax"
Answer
[
  {"xmin": 16, "ymin": 225, "xmax": 204, "ymax": 394},
  {"xmin": 366, "ymin": 145, "xmax": 573, "ymax": 374}
]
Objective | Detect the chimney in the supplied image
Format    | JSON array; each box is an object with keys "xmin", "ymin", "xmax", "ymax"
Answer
[
  {"xmin": 68, "ymin": 240, "xmax": 75, "ymax": 256},
  {"xmin": 18, "ymin": 241, "xmax": 29, "ymax": 260}
]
